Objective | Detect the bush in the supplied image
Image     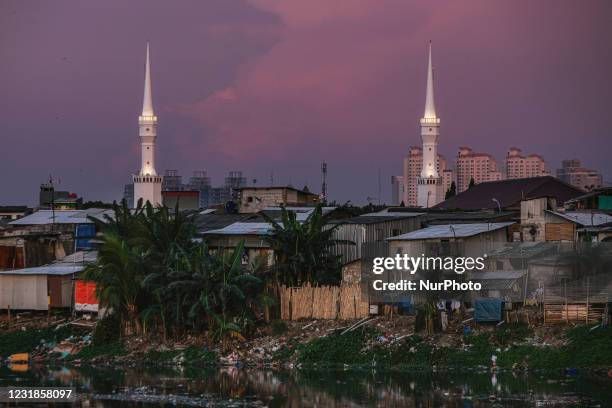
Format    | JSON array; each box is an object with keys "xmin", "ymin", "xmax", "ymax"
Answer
[
  {"xmin": 92, "ymin": 313, "xmax": 121, "ymax": 346},
  {"xmin": 271, "ymin": 320, "xmax": 288, "ymax": 335},
  {"xmin": 72, "ymin": 342, "xmax": 126, "ymax": 361}
]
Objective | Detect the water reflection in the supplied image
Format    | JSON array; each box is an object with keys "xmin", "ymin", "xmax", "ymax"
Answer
[{"xmin": 0, "ymin": 364, "xmax": 610, "ymax": 407}]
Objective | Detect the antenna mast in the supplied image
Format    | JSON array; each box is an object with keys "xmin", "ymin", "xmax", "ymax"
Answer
[{"xmin": 321, "ymin": 162, "xmax": 328, "ymax": 203}]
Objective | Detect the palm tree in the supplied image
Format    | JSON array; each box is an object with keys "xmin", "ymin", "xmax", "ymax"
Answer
[
  {"xmin": 82, "ymin": 234, "xmax": 147, "ymax": 335},
  {"xmin": 261, "ymin": 205, "xmax": 345, "ymax": 286}
]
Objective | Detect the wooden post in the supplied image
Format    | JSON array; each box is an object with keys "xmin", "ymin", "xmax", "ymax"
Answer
[
  {"xmin": 585, "ymin": 277, "xmax": 590, "ymax": 324},
  {"xmin": 543, "ymin": 284, "xmax": 546, "ymax": 325},
  {"xmin": 564, "ymin": 280, "xmax": 568, "ymax": 324}
]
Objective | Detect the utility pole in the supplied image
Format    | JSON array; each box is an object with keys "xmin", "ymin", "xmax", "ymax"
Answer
[
  {"xmin": 378, "ymin": 168, "xmax": 382, "ymax": 206},
  {"xmin": 321, "ymin": 162, "xmax": 327, "ymax": 204}
]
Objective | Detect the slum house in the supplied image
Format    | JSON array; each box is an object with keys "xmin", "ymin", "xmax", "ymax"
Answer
[
  {"xmin": 519, "ymin": 196, "xmax": 612, "ymax": 242},
  {"xmin": 378, "ymin": 207, "xmax": 516, "ymax": 225},
  {"xmin": 469, "ymin": 270, "xmax": 527, "ymax": 304},
  {"xmin": 382, "ymin": 223, "xmax": 514, "ymax": 306},
  {"xmin": 201, "ymin": 222, "xmax": 275, "ymax": 267},
  {"xmin": 564, "ymin": 187, "xmax": 612, "ymax": 211},
  {"xmin": 543, "ymin": 210, "xmax": 612, "ymax": 242},
  {"xmin": 0, "ymin": 206, "xmax": 31, "ymax": 221},
  {"xmin": 197, "ymin": 207, "xmax": 343, "ymax": 267},
  {"xmin": 327, "ymin": 212, "xmax": 425, "ymax": 283},
  {"xmin": 0, "ymin": 250, "xmax": 97, "ymax": 311},
  {"xmin": 0, "ymin": 209, "xmax": 110, "ymax": 271},
  {"xmin": 236, "ymin": 186, "xmax": 321, "ymax": 214},
  {"xmin": 434, "ymin": 176, "xmax": 584, "ymax": 212},
  {"xmin": 541, "ymin": 272, "xmax": 610, "ymax": 325}
]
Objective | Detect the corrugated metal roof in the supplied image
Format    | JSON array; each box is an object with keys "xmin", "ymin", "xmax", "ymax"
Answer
[
  {"xmin": 387, "ymin": 222, "xmax": 514, "ymax": 241},
  {"xmin": 471, "ymin": 271, "xmax": 527, "ymax": 280},
  {"xmin": 360, "ymin": 211, "xmax": 425, "ymax": 217},
  {"xmin": 546, "ymin": 211, "xmax": 612, "ymax": 226},
  {"xmin": 261, "ymin": 207, "xmax": 336, "ymax": 222},
  {"xmin": 0, "ymin": 265, "xmax": 84, "ymax": 276},
  {"xmin": 202, "ymin": 222, "xmax": 274, "ymax": 236},
  {"xmin": 0, "ymin": 250, "xmax": 97, "ymax": 276},
  {"xmin": 9, "ymin": 209, "xmax": 113, "ymax": 225},
  {"xmin": 471, "ymin": 271, "xmax": 526, "ymax": 291},
  {"xmin": 486, "ymin": 242, "xmax": 557, "ymax": 258}
]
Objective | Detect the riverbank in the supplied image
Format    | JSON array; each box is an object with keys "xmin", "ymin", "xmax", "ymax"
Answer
[{"xmin": 1, "ymin": 313, "xmax": 611, "ymax": 373}]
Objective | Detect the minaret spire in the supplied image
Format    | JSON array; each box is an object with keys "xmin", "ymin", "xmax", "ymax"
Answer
[
  {"xmin": 142, "ymin": 42, "xmax": 154, "ymax": 116},
  {"xmin": 133, "ymin": 42, "xmax": 162, "ymax": 207},
  {"xmin": 423, "ymin": 41, "xmax": 436, "ymax": 119},
  {"xmin": 416, "ymin": 41, "xmax": 443, "ymax": 208}
]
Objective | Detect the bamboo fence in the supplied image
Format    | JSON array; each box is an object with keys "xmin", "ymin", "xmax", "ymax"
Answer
[{"xmin": 280, "ymin": 283, "xmax": 369, "ymax": 320}]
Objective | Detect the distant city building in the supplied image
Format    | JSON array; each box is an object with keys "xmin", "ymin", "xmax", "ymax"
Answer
[
  {"xmin": 402, "ymin": 146, "xmax": 448, "ymax": 207},
  {"xmin": 505, "ymin": 147, "xmax": 549, "ymax": 180},
  {"xmin": 39, "ymin": 183, "xmax": 81, "ymax": 210},
  {"xmin": 455, "ymin": 146, "xmax": 502, "ymax": 193},
  {"xmin": 556, "ymin": 159, "xmax": 603, "ymax": 192},
  {"xmin": 225, "ymin": 171, "xmax": 247, "ymax": 202},
  {"xmin": 237, "ymin": 186, "xmax": 320, "ymax": 213},
  {"xmin": 162, "ymin": 170, "xmax": 183, "ymax": 191},
  {"xmin": 442, "ymin": 169, "xmax": 454, "ymax": 197},
  {"xmin": 132, "ymin": 43, "xmax": 163, "ymax": 207},
  {"xmin": 123, "ymin": 183, "xmax": 134, "ymax": 208},
  {"xmin": 187, "ymin": 171, "xmax": 211, "ymax": 208},
  {"xmin": 391, "ymin": 175, "xmax": 404, "ymax": 205},
  {"xmin": 162, "ymin": 190, "xmax": 200, "ymax": 211}
]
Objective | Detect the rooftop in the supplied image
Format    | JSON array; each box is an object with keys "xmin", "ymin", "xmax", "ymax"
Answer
[
  {"xmin": 0, "ymin": 250, "xmax": 97, "ymax": 276},
  {"xmin": 546, "ymin": 211, "xmax": 612, "ymax": 226},
  {"xmin": 387, "ymin": 222, "xmax": 514, "ymax": 241},
  {"xmin": 9, "ymin": 209, "xmax": 113, "ymax": 226},
  {"xmin": 201, "ymin": 222, "xmax": 274, "ymax": 236},
  {"xmin": 434, "ymin": 176, "xmax": 584, "ymax": 211}
]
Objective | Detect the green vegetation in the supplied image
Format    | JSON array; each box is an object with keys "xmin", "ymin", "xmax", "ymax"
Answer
[
  {"xmin": 91, "ymin": 314, "xmax": 121, "ymax": 346},
  {"xmin": 290, "ymin": 324, "xmax": 612, "ymax": 370},
  {"xmin": 142, "ymin": 346, "xmax": 218, "ymax": 367},
  {"xmin": 0, "ymin": 326, "xmax": 74, "ymax": 358},
  {"xmin": 262, "ymin": 205, "xmax": 349, "ymax": 286},
  {"xmin": 83, "ymin": 199, "xmax": 268, "ymax": 348},
  {"xmin": 71, "ymin": 342, "xmax": 126, "ymax": 361},
  {"xmin": 271, "ymin": 320, "xmax": 288, "ymax": 336}
]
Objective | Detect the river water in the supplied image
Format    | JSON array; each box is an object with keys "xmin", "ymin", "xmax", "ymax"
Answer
[{"xmin": 0, "ymin": 364, "xmax": 610, "ymax": 407}]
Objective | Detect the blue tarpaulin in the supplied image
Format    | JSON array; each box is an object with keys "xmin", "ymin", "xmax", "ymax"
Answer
[{"xmin": 474, "ymin": 298, "xmax": 504, "ymax": 322}]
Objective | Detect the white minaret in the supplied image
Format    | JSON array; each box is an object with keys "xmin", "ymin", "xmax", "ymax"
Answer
[
  {"xmin": 416, "ymin": 42, "xmax": 443, "ymax": 208},
  {"xmin": 133, "ymin": 43, "xmax": 162, "ymax": 207}
]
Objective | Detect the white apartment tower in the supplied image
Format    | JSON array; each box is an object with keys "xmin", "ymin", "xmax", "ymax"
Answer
[
  {"xmin": 133, "ymin": 43, "xmax": 162, "ymax": 207},
  {"xmin": 416, "ymin": 43, "xmax": 444, "ymax": 208}
]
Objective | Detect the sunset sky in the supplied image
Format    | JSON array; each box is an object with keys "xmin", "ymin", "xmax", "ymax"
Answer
[{"xmin": 1, "ymin": 0, "xmax": 611, "ymax": 205}]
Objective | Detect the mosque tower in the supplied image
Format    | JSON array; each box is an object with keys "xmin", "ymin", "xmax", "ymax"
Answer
[
  {"xmin": 133, "ymin": 43, "xmax": 162, "ymax": 207},
  {"xmin": 416, "ymin": 42, "xmax": 443, "ymax": 208}
]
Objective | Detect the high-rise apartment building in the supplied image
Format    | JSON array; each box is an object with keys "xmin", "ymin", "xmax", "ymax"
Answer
[
  {"xmin": 556, "ymin": 159, "xmax": 603, "ymax": 191},
  {"xmin": 505, "ymin": 147, "xmax": 549, "ymax": 180},
  {"xmin": 455, "ymin": 147, "xmax": 502, "ymax": 193},
  {"xmin": 402, "ymin": 146, "xmax": 449, "ymax": 206}
]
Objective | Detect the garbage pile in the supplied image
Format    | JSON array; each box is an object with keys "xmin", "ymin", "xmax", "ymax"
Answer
[{"xmin": 31, "ymin": 334, "xmax": 92, "ymax": 361}]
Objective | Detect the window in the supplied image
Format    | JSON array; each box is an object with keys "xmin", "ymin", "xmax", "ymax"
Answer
[{"xmin": 247, "ymin": 196, "xmax": 253, "ymax": 203}]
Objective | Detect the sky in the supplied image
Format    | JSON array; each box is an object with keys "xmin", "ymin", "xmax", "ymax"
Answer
[{"xmin": 1, "ymin": 0, "xmax": 611, "ymax": 206}]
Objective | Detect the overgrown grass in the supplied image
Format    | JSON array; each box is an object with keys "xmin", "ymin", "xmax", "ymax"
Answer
[
  {"xmin": 143, "ymin": 346, "xmax": 218, "ymax": 367},
  {"xmin": 291, "ymin": 324, "xmax": 612, "ymax": 369},
  {"xmin": 71, "ymin": 342, "xmax": 126, "ymax": 361},
  {"xmin": 0, "ymin": 326, "xmax": 75, "ymax": 358}
]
